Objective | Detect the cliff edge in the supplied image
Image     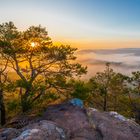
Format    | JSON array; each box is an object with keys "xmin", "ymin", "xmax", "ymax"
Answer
[{"xmin": 0, "ymin": 99, "xmax": 140, "ymax": 140}]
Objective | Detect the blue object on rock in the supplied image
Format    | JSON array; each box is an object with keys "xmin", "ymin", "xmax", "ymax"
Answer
[{"xmin": 69, "ymin": 98, "xmax": 83, "ymax": 108}]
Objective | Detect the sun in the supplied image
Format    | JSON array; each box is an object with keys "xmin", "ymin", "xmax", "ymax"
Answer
[{"xmin": 31, "ymin": 42, "xmax": 36, "ymax": 48}]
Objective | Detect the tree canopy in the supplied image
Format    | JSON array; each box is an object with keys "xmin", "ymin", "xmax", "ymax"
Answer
[{"xmin": 0, "ymin": 21, "xmax": 87, "ymax": 112}]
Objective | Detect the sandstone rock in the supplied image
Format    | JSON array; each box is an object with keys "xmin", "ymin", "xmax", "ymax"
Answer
[
  {"xmin": 87, "ymin": 108, "xmax": 140, "ymax": 140},
  {"xmin": 19, "ymin": 120, "xmax": 66, "ymax": 140},
  {"xmin": 0, "ymin": 120, "xmax": 66, "ymax": 140},
  {"xmin": 0, "ymin": 101, "xmax": 140, "ymax": 140},
  {"xmin": 0, "ymin": 128, "xmax": 20, "ymax": 140},
  {"xmin": 42, "ymin": 102, "xmax": 100, "ymax": 140},
  {"xmin": 42, "ymin": 102, "xmax": 140, "ymax": 140}
]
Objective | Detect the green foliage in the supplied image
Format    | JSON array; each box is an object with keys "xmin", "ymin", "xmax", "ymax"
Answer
[
  {"xmin": 89, "ymin": 63, "xmax": 127, "ymax": 111},
  {"xmin": 124, "ymin": 71, "xmax": 140, "ymax": 123},
  {"xmin": 7, "ymin": 99, "xmax": 19, "ymax": 112},
  {"xmin": 69, "ymin": 80, "xmax": 91, "ymax": 100},
  {"xmin": 0, "ymin": 21, "xmax": 87, "ymax": 112}
]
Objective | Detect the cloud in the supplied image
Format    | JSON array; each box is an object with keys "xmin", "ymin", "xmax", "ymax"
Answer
[
  {"xmin": 77, "ymin": 48, "xmax": 140, "ymax": 70},
  {"xmin": 78, "ymin": 48, "xmax": 140, "ymax": 56},
  {"xmin": 79, "ymin": 58, "xmax": 122, "ymax": 65}
]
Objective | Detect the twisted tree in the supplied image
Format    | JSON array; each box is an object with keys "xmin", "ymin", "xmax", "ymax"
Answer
[{"xmin": 0, "ymin": 22, "xmax": 87, "ymax": 112}]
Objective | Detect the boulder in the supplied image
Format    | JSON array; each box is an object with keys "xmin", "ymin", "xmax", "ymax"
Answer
[
  {"xmin": 42, "ymin": 102, "xmax": 140, "ymax": 140},
  {"xmin": 86, "ymin": 108, "xmax": 140, "ymax": 140},
  {"xmin": 0, "ymin": 128, "xmax": 20, "ymax": 140},
  {"xmin": 13, "ymin": 120, "xmax": 66, "ymax": 140},
  {"xmin": 0, "ymin": 120, "xmax": 66, "ymax": 140},
  {"xmin": 42, "ymin": 102, "xmax": 100, "ymax": 140},
  {"xmin": 0, "ymin": 101, "xmax": 140, "ymax": 140}
]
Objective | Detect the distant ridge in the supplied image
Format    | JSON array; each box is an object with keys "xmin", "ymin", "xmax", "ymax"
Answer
[{"xmin": 78, "ymin": 48, "xmax": 140, "ymax": 56}]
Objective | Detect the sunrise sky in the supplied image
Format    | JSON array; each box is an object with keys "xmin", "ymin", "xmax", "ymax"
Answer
[{"xmin": 0, "ymin": 0, "xmax": 140, "ymax": 49}]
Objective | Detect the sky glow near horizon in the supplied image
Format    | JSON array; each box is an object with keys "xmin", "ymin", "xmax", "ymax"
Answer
[{"xmin": 0, "ymin": 0, "xmax": 140, "ymax": 49}]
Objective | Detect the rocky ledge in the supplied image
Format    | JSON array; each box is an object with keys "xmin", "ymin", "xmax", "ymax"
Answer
[{"xmin": 0, "ymin": 99, "xmax": 140, "ymax": 140}]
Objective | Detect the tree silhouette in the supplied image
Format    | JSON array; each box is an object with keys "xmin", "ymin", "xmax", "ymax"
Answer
[{"xmin": 0, "ymin": 57, "xmax": 9, "ymax": 125}]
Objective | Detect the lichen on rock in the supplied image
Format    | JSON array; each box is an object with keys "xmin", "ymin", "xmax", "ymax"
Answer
[{"xmin": 109, "ymin": 111, "xmax": 127, "ymax": 121}]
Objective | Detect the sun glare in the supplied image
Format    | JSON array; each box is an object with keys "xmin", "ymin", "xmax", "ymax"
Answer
[{"xmin": 31, "ymin": 42, "xmax": 36, "ymax": 48}]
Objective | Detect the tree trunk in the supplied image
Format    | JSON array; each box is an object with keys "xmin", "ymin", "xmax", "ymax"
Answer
[
  {"xmin": 103, "ymin": 90, "xmax": 107, "ymax": 111},
  {"xmin": 113, "ymin": 94, "xmax": 117, "ymax": 111},
  {"xmin": 135, "ymin": 109, "xmax": 140, "ymax": 124},
  {"xmin": 21, "ymin": 88, "xmax": 31, "ymax": 112},
  {"xmin": 0, "ymin": 89, "xmax": 6, "ymax": 125}
]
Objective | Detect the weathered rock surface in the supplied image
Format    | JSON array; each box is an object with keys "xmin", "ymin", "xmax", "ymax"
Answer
[
  {"xmin": 0, "ymin": 120, "xmax": 66, "ymax": 140},
  {"xmin": 5, "ymin": 115, "xmax": 41, "ymax": 129},
  {"xmin": 0, "ymin": 100, "xmax": 140, "ymax": 140},
  {"xmin": 42, "ymin": 102, "xmax": 101, "ymax": 140},
  {"xmin": 87, "ymin": 108, "xmax": 140, "ymax": 140},
  {"xmin": 0, "ymin": 128, "xmax": 20, "ymax": 140},
  {"xmin": 42, "ymin": 102, "xmax": 140, "ymax": 140}
]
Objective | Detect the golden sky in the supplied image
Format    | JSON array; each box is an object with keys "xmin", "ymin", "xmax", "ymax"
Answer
[
  {"xmin": 54, "ymin": 39, "xmax": 140, "ymax": 50},
  {"xmin": 0, "ymin": 0, "xmax": 140, "ymax": 50}
]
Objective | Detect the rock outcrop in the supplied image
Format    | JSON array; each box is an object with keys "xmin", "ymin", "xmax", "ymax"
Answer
[
  {"xmin": 0, "ymin": 100, "xmax": 140, "ymax": 140},
  {"xmin": 0, "ymin": 120, "xmax": 66, "ymax": 140}
]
